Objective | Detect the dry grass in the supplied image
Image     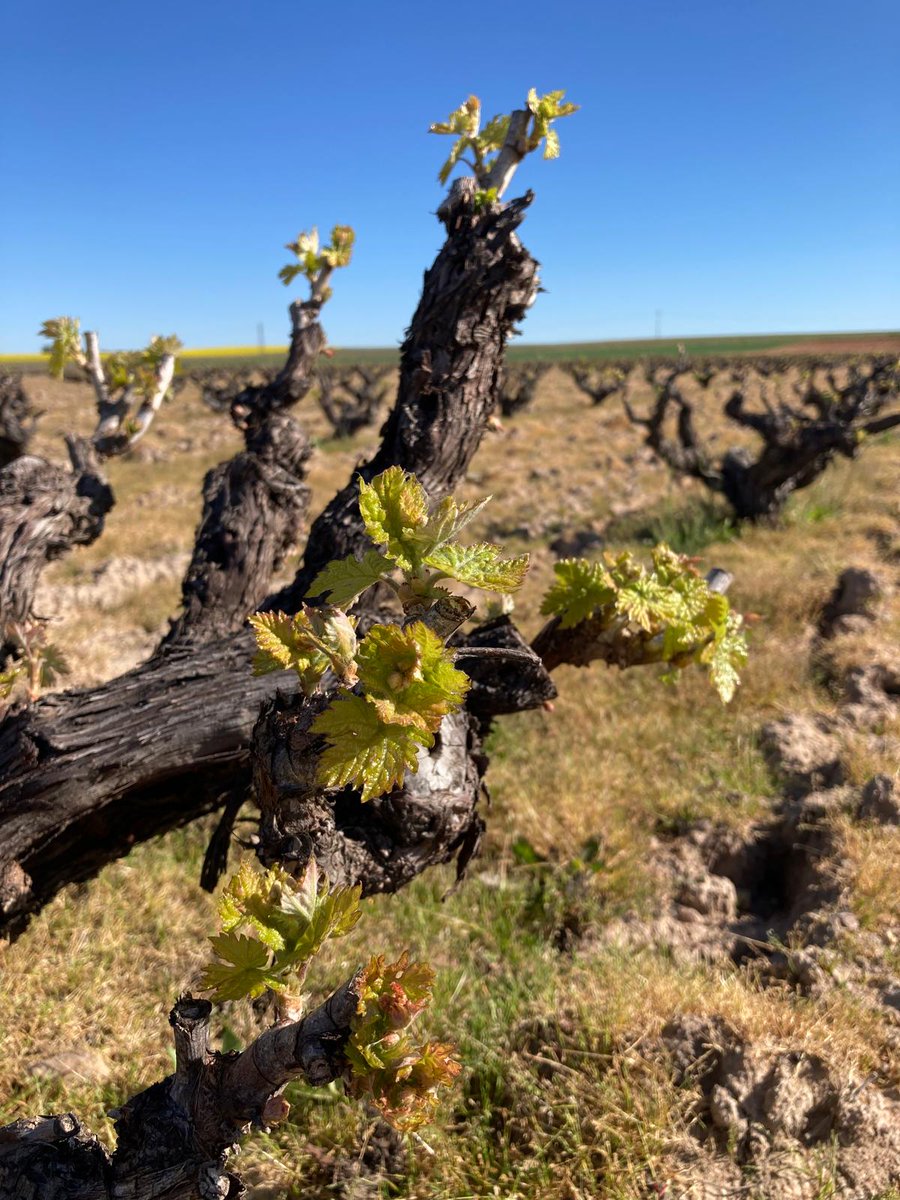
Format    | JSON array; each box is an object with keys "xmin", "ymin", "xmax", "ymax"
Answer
[{"xmin": 3, "ymin": 366, "xmax": 899, "ymax": 1197}]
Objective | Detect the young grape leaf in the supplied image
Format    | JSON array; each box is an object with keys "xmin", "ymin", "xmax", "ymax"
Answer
[
  {"xmin": 418, "ymin": 494, "xmax": 492, "ymax": 551},
  {"xmin": 540, "ymin": 559, "xmax": 615, "ymax": 628},
  {"xmin": 526, "ymin": 88, "xmax": 580, "ymax": 158},
  {"xmin": 320, "ymin": 224, "xmax": 355, "ymax": 267},
  {"xmin": 249, "ymin": 607, "xmax": 358, "ymax": 692},
  {"xmin": 200, "ymin": 932, "xmax": 278, "ymax": 1002},
  {"xmin": 37, "ymin": 643, "xmax": 69, "ymax": 688},
  {"xmin": 312, "ymin": 693, "xmax": 431, "ymax": 801},
  {"xmin": 429, "ymin": 95, "xmax": 481, "ymax": 184},
  {"xmin": 423, "ymin": 542, "xmax": 529, "ymax": 593},
  {"xmin": 280, "ymin": 225, "xmax": 355, "ymax": 288},
  {"xmin": 308, "ymin": 548, "xmax": 394, "ymax": 606},
  {"xmin": 209, "ymin": 857, "xmax": 363, "ymax": 992},
  {"xmin": 356, "ymin": 621, "xmax": 470, "ymax": 733},
  {"xmin": 613, "ymin": 574, "xmax": 677, "ymax": 632},
  {"xmin": 539, "ymin": 546, "xmax": 749, "ymax": 702},
  {"xmin": 346, "ymin": 951, "xmax": 459, "ymax": 1131},
  {"xmin": 0, "ymin": 664, "xmax": 26, "ymax": 700},
  {"xmin": 701, "ymin": 612, "xmax": 748, "ymax": 704},
  {"xmin": 39, "ymin": 316, "xmax": 83, "ymax": 379},
  {"xmin": 358, "ymin": 467, "xmax": 430, "ymax": 570}
]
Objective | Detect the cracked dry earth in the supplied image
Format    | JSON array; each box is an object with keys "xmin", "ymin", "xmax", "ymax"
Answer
[{"xmin": 597, "ymin": 565, "xmax": 900, "ymax": 1198}]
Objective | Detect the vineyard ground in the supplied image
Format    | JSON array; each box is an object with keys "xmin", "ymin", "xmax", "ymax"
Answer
[{"xmin": 2, "ymin": 365, "xmax": 899, "ymax": 1198}]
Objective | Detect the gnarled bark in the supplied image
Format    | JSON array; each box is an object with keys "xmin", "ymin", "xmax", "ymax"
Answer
[
  {"xmin": 625, "ymin": 357, "xmax": 900, "ymax": 522},
  {"xmin": 251, "ymin": 616, "xmax": 559, "ymax": 897},
  {"xmin": 0, "ymin": 631, "xmax": 274, "ymax": 939},
  {"xmin": 0, "ymin": 981, "xmax": 361, "ymax": 1199},
  {"xmin": 159, "ymin": 412, "xmax": 312, "ymax": 650},
  {"xmin": 254, "ymin": 701, "xmax": 489, "ymax": 896},
  {"xmin": 0, "ymin": 184, "xmax": 541, "ymax": 940},
  {"xmin": 0, "ymin": 372, "xmax": 37, "ymax": 467},
  {"xmin": 0, "ymin": 438, "xmax": 113, "ymax": 633},
  {"xmin": 161, "ymin": 298, "xmax": 326, "ymax": 648},
  {"xmin": 272, "ymin": 182, "xmax": 539, "ymax": 611}
]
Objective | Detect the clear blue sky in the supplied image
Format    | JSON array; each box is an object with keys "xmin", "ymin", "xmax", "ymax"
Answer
[{"xmin": 2, "ymin": 0, "xmax": 898, "ymax": 352}]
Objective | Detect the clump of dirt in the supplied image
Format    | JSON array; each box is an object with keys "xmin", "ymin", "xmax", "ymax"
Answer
[
  {"xmin": 602, "ymin": 789, "xmax": 844, "ymax": 972},
  {"xmin": 817, "ymin": 566, "xmax": 887, "ymax": 639},
  {"xmin": 838, "ymin": 656, "xmax": 900, "ymax": 727},
  {"xmin": 812, "ymin": 564, "xmax": 900, "ymax": 727},
  {"xmin": 858, "ymin": 774, "xmax": 900, "ymax": 825},
  {"xmin": 759, "ymin": 714, "xmax": 846, "ymax": 797},
  {"xmin": 657, "ymin": 1014, "xmax": 900, "ymax": 1197}
]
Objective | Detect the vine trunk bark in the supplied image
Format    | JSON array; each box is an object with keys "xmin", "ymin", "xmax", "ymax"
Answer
[{"xmin": 0, "ymin": 187, "xmax": 540, "ymax": 940}]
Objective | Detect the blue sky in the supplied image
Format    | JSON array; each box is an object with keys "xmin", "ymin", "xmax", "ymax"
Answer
[{"xmin": 2, "ymin": 0, "xmax": 898, "ymax": 352}]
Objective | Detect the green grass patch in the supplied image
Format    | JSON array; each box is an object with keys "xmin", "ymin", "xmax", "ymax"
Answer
[{"xmin": 607, "ymin": 496, "xmax": 740, "ymax": 555}]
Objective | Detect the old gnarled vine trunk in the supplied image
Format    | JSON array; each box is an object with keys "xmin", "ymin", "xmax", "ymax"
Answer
[{"xmin": 0, "ymin": 184, "xmax": 540, "ymax": 940}]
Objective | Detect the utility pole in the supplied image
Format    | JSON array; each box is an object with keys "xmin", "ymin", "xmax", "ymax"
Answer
[
  {"xmin": 257, "ymin": 322, "xmax": 266, "ymax": 351},
  {"xmin": 654, "ymin": 309, "xmax": 662, "ymax": 340}
]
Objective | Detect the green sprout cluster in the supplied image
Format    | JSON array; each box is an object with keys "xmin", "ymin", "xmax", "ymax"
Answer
[
  {"xmin": 200, "ymin": 857, "xmax": 361, "ymax": 1003},
  {"xmin": 201, "ymin": 857, "xmax": 458, "ymax": 1132},
  {"xmin": 250, "ymin": 466, "xmax": 528, "ymax": 801},
  {"xmin": 541, "ymin": 546, "xmax": 749, "ymax": 702},
  {"xmin": 0, "ymin": 622, "xmax": 69, "ymax": 706},
  {"xmin": 278, "ymin": 225, "xmax": 355, "ymax": 296},
  {"xmin": 346, "ymin": 951, "xmax": 460, "ymax": 1132},
  {"xmin": 251, "ymin": 470, "xmax": 748, "ymax": 804},
  {"xmin": 39, "ymin": 317, "xmax": 181, "ymax": 396},
  {"xmin": 429, "ymin": 88, "xmax": 579, "ymax": 188}
]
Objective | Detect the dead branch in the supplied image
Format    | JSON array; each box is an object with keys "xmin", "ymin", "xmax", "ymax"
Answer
[
  {"xmin": 622, "ymin": 371, "xmax": 722, "ymax": 488},
  {"xmin": 562, "ymin": 361, "xmax": 626, "ymax": 407},
  {"xmin": 316, "ymin": 364, "xmax": 392, "ymax": 437}
]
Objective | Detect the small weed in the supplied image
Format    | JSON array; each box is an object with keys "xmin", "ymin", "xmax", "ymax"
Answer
[{"xmin": 610, "ymin": 498, "xmax": 739, "ymax": 555}]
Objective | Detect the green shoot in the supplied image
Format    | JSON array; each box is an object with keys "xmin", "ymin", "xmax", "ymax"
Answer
[{"xmin": 429, "ymin": 89, "xmax": 579, "ymax": 188}]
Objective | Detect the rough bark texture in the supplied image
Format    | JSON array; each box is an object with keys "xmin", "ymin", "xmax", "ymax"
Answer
[
  {"xmin": 0, "ymin": 186, "xmax": 540, "ymax": 940},
  {"xmin": 0, "ymin": 372, "xmax": 37, "ymax": 466},
  {"xmin": 0, "ymin": 631, "xmax": 275, "ymax": 939},
  {"xmin": 459, "ymin": 616, "xmax": 557, "ymax": 719},
  {"xmin": 272, "ymin": 183, "xmax": 540, "ymax": 610},
  {"xmin": 251, "ymin": 617, "xmax": 558, "ymax": 897},
  {"xmin": 250, "ymin": 576, "xmax": 711, "ymax": 898},
  {"xmin": 254, "ymin": 701, "xmax": 489, "ymax": 896},
  {"xmin": 0, "ymin": 981, "xmax": 361, "ymax": 1199},
  {"xmin": 160, "ymin": 412, "xmax": 313, "ymax": 648},
  {"xmin": 0, "ymin": 438, "xmax": 113, "ymax": 632},
  {"xmin": 160, "ymin": 298, "xmax": 325, "ymax": 648},
  {"xmin": 248, "ymin": 186, "xmax": 544, "ymax": 893}
]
